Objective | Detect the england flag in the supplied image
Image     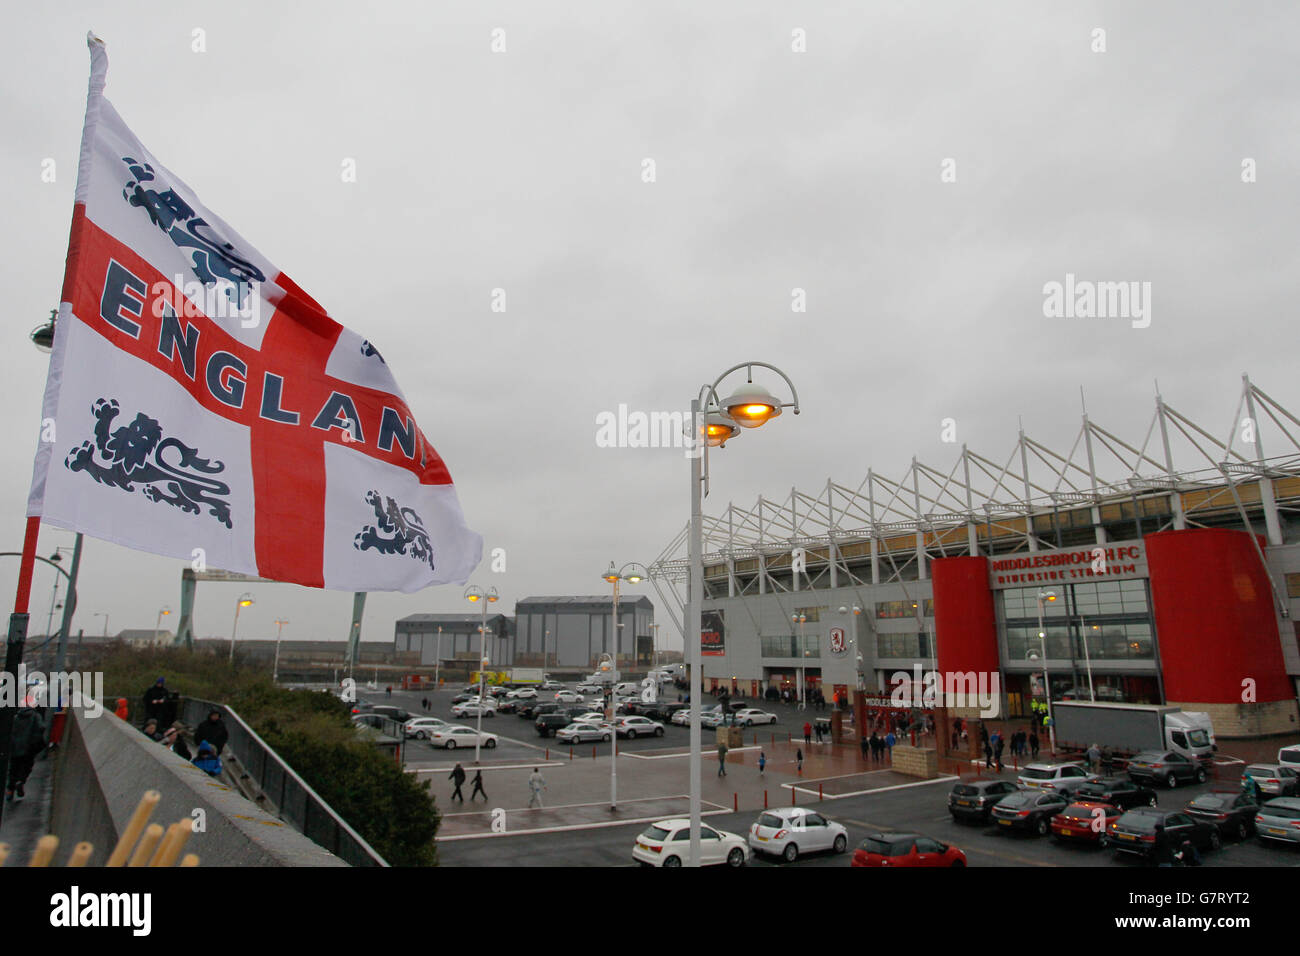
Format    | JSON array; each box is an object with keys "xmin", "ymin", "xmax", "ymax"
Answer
[{"xmin": 27, "ymin": 35, "xmax": 483, "ymax": 592}]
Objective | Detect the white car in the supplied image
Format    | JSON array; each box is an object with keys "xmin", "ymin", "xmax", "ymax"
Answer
[
  {"xmin": 430, "ymin": 726, "xmax": 498, "ymax": 750},
  {"xmin": 451, "ymin": 701, "xmax": 497, "ymax": 718},
  {"xmin": 1017, "ymin": 762, "xmax": 1098, "ymax": 793},
  {"xmin": 700, "ymin": 711, "xmax": 726, "ymax": 729},
  {"xmin": 614, "ymin": 716, "xmax": 664, "ymax": 739},
  {"xmin": 747, "ymin": 808, "xmax": 849, "ymax": 862},
  {"xmin": 575, "ymin": 711, "xmax": 609, "ymax": 724},
  {"xmin": 506, "ymin": 687, "xmax": 538, "ymax": 700},
  {"xmin": 671, "ymin": 709, "xmax": 692, "ymax": 726},
  {"xmin": 734, "ymin": 708, "xmax": 778, "ymax": 727},
  {"xmin": 554, "ymin": 690, "xmax": 584, "ymax": 704},
  {"xmin": 575, "ymin": 681, "xmax": 604, "ymax": 694},
  {"xmin": 633, "ymin": 819, "xmax": 749, "ymax": 867},
  {"xmin": 540, "ymin": 680, "xmax": 565, "ymax": 691},
  {"xmin": 403, "ymin": 717, "xmax": 449, "ymax": 739},
  {"xmin": 556, "ymin": 721, "xmax": 612, "ymax": 744}
]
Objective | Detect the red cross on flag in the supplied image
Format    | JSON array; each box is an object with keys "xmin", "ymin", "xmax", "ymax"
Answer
[{"xmin": 26, "ymin": 35, "xmax": 483, "ymax": 592}]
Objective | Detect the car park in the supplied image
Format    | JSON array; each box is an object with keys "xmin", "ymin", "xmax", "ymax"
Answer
[
  {"xmin": 451, "ymin": 700, "xmax": 497, "ymax": 718},
  {"xmin": 556, "ymin": 721, "xmax": 612, "ymax": 744},
  {"xmin": 1253, "ymin": 797, "xmax": 1300, "ymax": 846},
  {"xmin": 614, "ymin": 716, "xmax": 665, "ymax": 739},
  {"xmin": 851, "ymin": 832, "xmax": 966, "ymax": 867},
  {"xmin": 734, "ymin": 708, "xmax": 778, "ymax": 727},
  {"xmin": 747, "ymin": 808, "xmax": 848, "ymax": 862},
  {"xmin": 947, "ymin": 780, "xmax": 1020, "ymax": 824},
  {"xmin": 633, "ymin": 819, "xmax": 749, "ymax": 867},
  {"xmin": 1017, "ymin": 763, "xmax": 1097, "ymax": 794},
  {"xmin": 1241, "ymin": 763, "xmax": 1300, "ymax": 797},
  {"xmin": 990, "ymin": 790, "xmax": 1069, "ymax": 836},
  {"xmin": 1184, "ymin": 791, "xmax": 1260, "ymax": 840},
  {"xmin": 403, "ymin": 717, "xmax": 449, "ymax": 739},
  {"xmin": 1073, "ymin": 777, "xmax": 1158, "ymax": 810},
  {"xmin": 1050, "ymin": 800, "xmax": 1123, "ymax": 848},
  {"xmin": 1126, "ymin": 750, "xmax": 1207, "ymax": 788},
  {"xmin": 429, "ymin": 726, "xmax": 498, "ymax": 750},
  {"xmin": 553, "ymin": 690, "xmax": 584, "ymax": 704},
  {"xmin": 1108, "ymin": 807, "xmax": 1220, "ymax": 859}
]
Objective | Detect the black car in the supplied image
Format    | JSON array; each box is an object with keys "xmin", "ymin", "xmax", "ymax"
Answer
[
  {"xmin": 647, "ymin": 701, "xmax": 689, "ymax": 722},
  {"xmin": 990, "ymin": 791, "xmax": 1069, "ymax": 836},
  {"xmin": 535, "ymin": 713, "xmax": 570, "ymax": 737},
  {"xmin": 369, "ymin": 705, "xmax": 411, "ymax": 723},
  {"xmin": 496, "ymin": 698, "xmax": 521, "ymax": 714},
  {"xmin": 1184, "ymin": 792, "xmax": 1259, "ymax": 841},
  {"xmin": 451, "ymin": 692, "xmax": 476, "ymax": 705},
  {"xmin": 1074, "ymin": 777, "xmax": 1158, "ymax": 810},
  {"xmin": 516, "ymin": 701, "xmax": 541, "ymax": 719},
  {"xmin": 1109, "ymin": 807, "xmax": 1220, "ymax": 861},
  {"xmin": 1126, "ymin": 751, "xmax": 1207, "ymax": 789},
  {"xmin": 948, "ymin": 780, "xmax": 1020, "ymax": 824}
]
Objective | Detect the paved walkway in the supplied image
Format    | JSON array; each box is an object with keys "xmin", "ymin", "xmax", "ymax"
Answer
[{"xmin": 0, "ymin": 750, "xmax": 53, "ymax": 865}]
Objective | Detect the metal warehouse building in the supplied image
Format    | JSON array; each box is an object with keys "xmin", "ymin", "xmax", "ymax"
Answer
[{"xmin": 648, "ymin": 375, "xmax": 1300, "ymax": 738}]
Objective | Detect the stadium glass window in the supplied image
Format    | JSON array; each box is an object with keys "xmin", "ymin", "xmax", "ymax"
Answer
[
  {"xmin": 1289, "ymin": 574, "xmax": 1300, "ymax": 599},
  {"xmin": 761, "ymin": 635, "xmax": 798, "ymax": 658},
  {"xmin": 875, "ymin": 599, "xmax": 933, "ymax": 619},
  {"xmin": 794, "ymin": 606, "xmax": 822, "ymax": 623}
]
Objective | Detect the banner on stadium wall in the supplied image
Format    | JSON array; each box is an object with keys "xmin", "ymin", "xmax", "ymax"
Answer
[{"xmin": 701, "ymin": 610, "xmax": 725, "ymax": 657}]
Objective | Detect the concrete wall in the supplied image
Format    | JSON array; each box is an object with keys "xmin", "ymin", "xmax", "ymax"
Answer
[{"xmin": 52, "ymin": 703, "xmax": 345, "ymax": 867}]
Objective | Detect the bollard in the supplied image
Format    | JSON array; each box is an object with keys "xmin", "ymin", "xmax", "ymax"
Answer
[
  {"xmin": 593, "ymin": 746, "xmax": 596, "ymax": 760},
  {"xmin": 545, "ymin": 748, "xmax": 549, "ymax": 760},
  {"xmin": 819, "ymin": 783, "xmax": 823, "ymax": 801},
  {"xmin": 734, "ymin": 793, "xmax": 738, "ymax": 812},
  {"xmin": 771, "ymin": 733, "xmax": 775, "ymax": 746},
  {"xmin": 764, "ymin": 790, "xmax": 768, "ymax": 809},
  {"xmin": 791, "ymin": 787, "xmax": 796, "ymax": 806},
  {"xmin": 570, "ymin": 746, "xmax": 573, "ymax": 761}
]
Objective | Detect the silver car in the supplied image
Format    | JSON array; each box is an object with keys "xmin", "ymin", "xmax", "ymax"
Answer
[
  {"xmin": 1254, "ymin": 797, "xmax": 1300, "ymax": 845},
  {"xmin": 556, "ymin": 721, "xmax": 612, "ymax": 744}
]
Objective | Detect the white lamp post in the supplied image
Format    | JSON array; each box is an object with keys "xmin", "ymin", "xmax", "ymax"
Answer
[
  {"xmin": 1080, "ymin": 620, "xmax": 1098, "ymax": 702},
  {"xmin": 154, "ymin": 605, "xmax": 172, "ymax": 645},
  {"xmin": 791, "ymin": 613, "xmax": 808, "ymax": 708},
  {"xmin": 683, "ymin": 362, "xmax": 799, "ymax": 867},
  {"xmin": 602, "ymin": 561, "xmax": 648, "ymax": 810},
  {"xmin": 464, "ymin": 585, "xmax": 499, "ymax": 763},
  {"xmin": 1036, "ymin": 589, "xmax": 1058, "ymax": 752},
  {"xmin": 229, "ymin": 592, "xmax": 254, "ymax": 662},
  {"xmin": 434, "ymin": 625, "xmax": 443, "ymax": 689},
  {"xmin": 93, "ymin": 611, "xmax": 108, "ymax": 639},
  {"xmin": 272, "ymin": 618, "xmax": 289, "ymax": 683}
]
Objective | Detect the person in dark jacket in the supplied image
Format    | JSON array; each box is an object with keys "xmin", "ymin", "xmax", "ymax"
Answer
[
  {"xmin": 142, "ymin": 718, "xmax": 163, "ymax": 741},
  {"xmin": 142, "ymin": 677, "xmax": 169, "ymax": 724},
  {"xmin": 193, "ymin": 709, "xmax": 229, "ymax": 754},
  {"xmin": 470, "ymin": 769, "xmax": 487, "ymax": 801},
  {"xmin": 1029, "ymin": 731, "xmax": 1040, "ymax": 759},
  {"xmin": 161, "ymin": 723, "xmax": 192, "ymax": 761},
  {"xmin": 5, "ymin": 700, "xmax": 46, "ymax": 801},
  {"xmin": 449, "ymin": 763, "xmax": 466, "ymax": 803}
]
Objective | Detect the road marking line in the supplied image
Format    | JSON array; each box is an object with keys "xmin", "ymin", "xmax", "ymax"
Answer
[
  {"xmin": 438, "ymin": 802, "xmax": 731, "ymax": 840},
  {"xmin": 409, "ymin": 762, "xmax": 565, "ymax": 774},
  {"xmin": 623, "ymin": 745, "xmax": 761, "ymax": 760},
  {"xmin": 783, "ymin": 775, "xmax": 959, "ymax": 799}
]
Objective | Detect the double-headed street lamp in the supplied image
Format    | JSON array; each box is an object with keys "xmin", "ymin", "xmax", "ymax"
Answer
[
  {"xmin": 1036, "ymin": 589, "xmax": 1058, "ymax": 752},
  {"xmin": 600, "ymin": 561, "xmax": 648, "ymax": 811},
  {"xmin": 155, "ymin": 605, "xmax": 172, "ymax": 643},
  {"xmin": 684, "ymin": 362, "xmax": 800, "ymax": 867},
  {"xmin": 464, "ymin": 585, "xmax": 499, "ymax": 764},
  {"xmin": 229, "ymin": 592, "xmax": 255, "ymax": 662},
  {"xmin": 272, "ymin": 618, "xmax": 290, "ymax": 683}
]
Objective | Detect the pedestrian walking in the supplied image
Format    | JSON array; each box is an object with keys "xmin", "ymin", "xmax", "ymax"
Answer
[
  {"xmin": 1087, "ymin": 742, "xmax": 1101, "ymax": 775},
  {"xmin": 421, "ymin": 696, "xmax": 429, "ymax": 711},
  {"xmin": 984, "ymin": 737, "xmax": 994, "ymax": 768},
  {"xmin": 803, "ymin": 721, "xmax": 812, "ymax": 746},
  {"xmin": 994, "ymin": 735, "xmax": 1005, "ymax": 771},
  {"xmin": 5, "ymin": 696, "xmax": 46, "ymax": 802},
  {"xmin": 385, "ymin": 685, "xmax": 392, "ymax": 698},
  {"xmin": 717, "ymin": 741, "xmax": 728, "ymax": 776},
  {"xmin": 528, "ymin": 767, "xmax": 547, "ymax": 808},
  {"xmin": 470, "ymin": 769, "xmax": 487, "ymax": 802},
  {"xmin": 449, "ymin": 762, "xmax": 466, "ymax": 803},
  {"xmin": 814, "ymin": 721, "xmax": 823, "ymax": 744},
  {"xmin": 885, "ymin": 731, "xmax": 896, "ymax": 761},
  {"xmin": 796, "ymin": 747, "xmax": 803, "ymax": 774},
  {"xmin": 758, "ymin": 751, "xmax": 767, "ymax": 775},
  {"xmin": 1029, "ymin": 730, "xmax": 1040, "ymax": 759},
  {"xmin": 861, "ymin": 735, "xmax": 870, "ymax": 760}
]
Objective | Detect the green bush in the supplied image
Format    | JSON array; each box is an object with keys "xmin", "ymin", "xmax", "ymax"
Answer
[{"xmin": 91, "ymin": 644, "xmax": 438, "ymax": 866}]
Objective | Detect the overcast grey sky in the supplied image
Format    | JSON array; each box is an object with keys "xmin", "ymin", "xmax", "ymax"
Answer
[{"xmin": 2, "ymin": 1, "xmax": 1296, "ymax": 651}]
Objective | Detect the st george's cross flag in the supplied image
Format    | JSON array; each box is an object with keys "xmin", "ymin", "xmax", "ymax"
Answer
[{"xmin": 27, "ymin": 35, "xmax": 482, "ymax": 592}]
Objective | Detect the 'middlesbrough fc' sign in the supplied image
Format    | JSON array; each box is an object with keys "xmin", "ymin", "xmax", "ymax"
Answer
[{"xmin": 989, "ymin": 541, "xmax": 1145, "ymax": 589}]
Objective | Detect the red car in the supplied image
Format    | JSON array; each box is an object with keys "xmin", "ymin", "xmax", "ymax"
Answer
[
  {"xmin": 851, "ymin": 832, "xmax": 966, "ymax": 867},
  {"xmin": 1050, "ymin": 800, "xmax": 1123, "ymax": 848}
]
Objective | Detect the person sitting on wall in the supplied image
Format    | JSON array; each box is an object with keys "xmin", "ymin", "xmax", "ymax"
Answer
[{"xmin": 192, "ymin": 740, "xmax": 223, "ymax": 777}]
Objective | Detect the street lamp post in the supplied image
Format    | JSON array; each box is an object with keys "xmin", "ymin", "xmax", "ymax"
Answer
[
  {"xmin": 649, "ymin": 622, "xmax": 660, "ymax": 672},
  {"xmin": 1036, "ymin": 589, "xmax": 1058, "ymax": 753},
  {"xmin": 683, "ymin": 362, "xmax": 800, "ymax": 867},
  {"xmin": 839, "ymin": 604, "xmax": 862, "ymax": 697},
  {"xmin": 601, "ymin": 561, "xmax": 648, "ymax": 811},
  {"xmin": 544, "ymin": 628, "xmax": 550, "ymax": 673},
  {"xmin": 1080, "ymin": 620, "xmax": 1098, "ymax": 702},
  {"xmin": 464, "ymin": 585, "xmax": 499, "ymax": 764},
  {"xmin": 435, "ymin": 625, "xmax": 443, "ymax": 688},
  {"xmin": 791, "ymin": 613, "xmax": 808, "ymax": 708},
  {"xmin": 93, "ymin": 612, "xmax": 108, "ymax": 639},
  {"xmin": 229, "ymin": 592, "xmax": 254, "ymax": 662},
  {"xmin": 273, "ymin": 618, "xmax": 289, "ymax": 683},
  {"xmin": 155, "ymin": 605, "xmax": 172, "ymax": 644}
]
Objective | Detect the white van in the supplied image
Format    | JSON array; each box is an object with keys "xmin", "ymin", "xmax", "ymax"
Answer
[
  {"xmin": 612, "ymin": 682, "xmax": 641, "ymax": 697},
  {"xmin": 1277, "ymin": 744, "xmax": 1300, "ymax": 773}
]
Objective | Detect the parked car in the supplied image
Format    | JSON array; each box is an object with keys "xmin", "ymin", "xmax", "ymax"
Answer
[
  {"xmin": 700, "ymin": 711, "xmax": 726, "ymax": 729},
  {"xmin": 574, "ymin": 711, "xmax": 608, "ymax": 723},
  {"xmin": 1184, "ymin": 791, "xmax": 1259, "ymax": 841},
  {"xmin": 948, "ymin": 780, "xmax": 1020, "ymax": 824},
  {"xmin": 614, "ymin": 716, "xmax": 665, "ymax": 739},
  {"xmin": 368, "ymin": 705, "xmax": 411, "ymax": 723},
  {"xmin": 403, "ymin": 717, "xmax": 448, "ymax": 740},
  {"xmin": 1109, "ymin": 807, "xmax": 1220, "ymax": 860},
  {"xmin": 1017, "ymin": 763, "xmax": 1097, "ymax": 794},
  {"xmin": 496, "ymin": 698, "xmax": 521, "ymax": 714},
  {"xmin": 575, "ymin": 680, "xmax": 604, "ymax": 694},
  {"xmin": 450, "ymin": 691, "xmax": 477, "ymax": 705},
  {"xmin": 486, "ymin": 686, "xmax": 509, "ymax": 698},
  {"xmin": 515, "ymin": 701, "xmax": 541, "ymax": 719},
  {"xmin": 990, "ymin": 790, "xmax": 1069, "ymax": 836},
  {"xmin": 1242, "ymin": 763, "xmax": 1300, "ymax": 797},
  {"xmin": 429, "ymin": 726, "xmax": 498, "ymax": 750},
  {"xmin": 540, "ymin": 680, "xmax": 565, "ymax": 691},
  {"xmin": 747, "ymin": 808, "xmax": 848, "ymax": 862},
  {"xmin": 1073, "ymin": 777, "xmax": 1159, "ymax": 810},
  {"xmin": 734, "ymin": 708, "xmax": 778, "ymax": 727},
  {"xmin": 556, "ymin": 721, "xmax": 612, "ymax": 744},
  {"xmin": 1276, "ymin": 744, "xmax": 1300, "ymax": 775},
  {"xmin": 647, "ymin": 701, "xmax": 689, "ymax": 722},
  {"xmin": 451, "ymin": 700, "xmax": 497, "ymax": 718},
  {"xmin": 554, "ymin": 690, "xmax": 584, "ymax": 704},
  {"xmin": 671, "ymin": 709, "xmax": 692, "ymax": 727},
  {"xmin": 1127, "ymin": 750, "xmax": 1207, "ymax": 789},
  {"xmin": 851, "ymin": 832, "xmax": 966, "ymax": 867},
  {"xmin": 1050, "ymin": 800, "xmax": 1123, "ymax": 848},
  {"xmin": 535, "ymin": 713, "xmax": 571, "ymax": 737},
  {"xmin": 506, "ymin": 687, "xmax": 538, "ymax": 700},
  {"xmin": 633, "ymin": 819, "xmax": 749, "ymax": 867},
  {"xmin": 1253, "ymin": 797, "xmax": 1300, "ymax": 846}
]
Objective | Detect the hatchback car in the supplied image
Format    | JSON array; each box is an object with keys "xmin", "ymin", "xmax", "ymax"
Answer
[
  {"xmin": 1184, "ymin": 791, "xmax": 1259, "ymax": 840},
  {"xmin": 1074, "ymin": 777, "xmax": 1158, "ymax": 810},
  {"xmin": 1017, "ymin": 763, "xmax": 1097, "ymax": 794},
  {"xmin": 1254, "ymin": 797, "xmax": 1300, "ymax": 846},
  {"xmin": 850, "ymin": 832, "xmax": 966, "ymax": 867},
  {"xmin": 748, "ymin": 808, "xmax": 848, "ymax": 862},
  {"xmin": 671, "ymin": 709, "xmax": 693, "ymax": 726},
  {"xmin": 1127, "ymin": 750, "xmax": 1207, "ymax": 788},
  {"xmin": 553, "ymin": 690, "xmax": 584, "ymax": 704},
  {"xmin": 556, "ymin": 721, "xmax": 612, "ymax": 744},
  {"xmin": 990, "ymin": 790, "xmax": 1069, "ymax": 836},
  {"xmin": 633, "ymin": 819, "xmax": 748, "ymax": 867},
  {"xmin": 1108, "ymin": 807, "xmax": 1220, "ymax": 860},
  {"xmin": 506, "ymin": 687, "xmax": 539, "ymax": 700},
  {"xmin": 948, "ymin": 780, "xmax": 1020, "ymax": 824},
  {"xmin": 734, "ymin": 708, "xmax": 779, "ymax": 727},
  {"xmin": 614, "ymin": 716, "xmax": 665, "ymax": 739},
  {"xmin": 1242, "ymin": 763, "xmax": 1300, "ymax": 797},
  {"xmin": 1050, "ymin": 800, "xmax": 1123, "ymax": 848}
]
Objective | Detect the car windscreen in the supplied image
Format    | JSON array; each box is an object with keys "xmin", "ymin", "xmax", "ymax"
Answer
[
  {"xmin": 1187, "ymin": 730, "xmax": 1210, "ymax": 748},
  {"xmin": 1117, "ymin": 812, "xmax": 1160, "ymax": 832},
  {"xmin": 642, "ymin": 826, "xmax": 671, "ymax": 842},
  {"xmin": 997, "ymin": 794, "xmax": 1033, "ymax": 808},
  {"xmin": 952, "ymin": 785, "xmax": 978, "ymax": 796},
  {"xmin": 1021, "ymin": 769, "xmax": 1054, "ymax": 780},
  {"xmin": 1259, "ymin": 803, "xmax": 1300, "ymax": 820},
  {"xmin": 758, "ymin": 814, "xmax": 784, "ymax": 829}
]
